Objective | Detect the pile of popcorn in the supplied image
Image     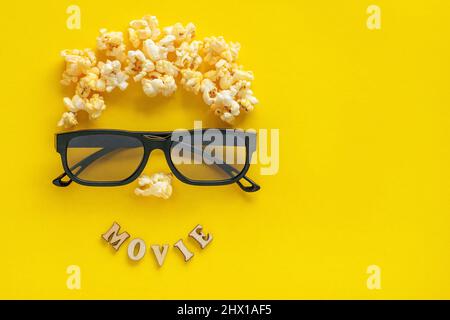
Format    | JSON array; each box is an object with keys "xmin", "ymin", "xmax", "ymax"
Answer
[{"xmin": 58, "ymin": 15, "xmax": 258, "ymax": 128}]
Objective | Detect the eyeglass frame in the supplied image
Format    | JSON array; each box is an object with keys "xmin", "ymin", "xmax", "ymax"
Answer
[{"xmin": 53, "ymin": 129, "xmax": 260, "ymax": 193}]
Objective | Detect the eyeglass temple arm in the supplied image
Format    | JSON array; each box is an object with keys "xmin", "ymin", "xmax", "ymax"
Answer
[
  {"xmin": 224, "ymin": 167, "xmax": 260, "ymax": 192},
  {"xmin": 53, "ymin": 144, "xmax": 260, "ymax": 192}
]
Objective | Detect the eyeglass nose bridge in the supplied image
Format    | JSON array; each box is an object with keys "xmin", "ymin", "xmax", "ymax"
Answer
[{"xmin": 142, "ymin": 133, "xmax": 172, "ymax": 150}]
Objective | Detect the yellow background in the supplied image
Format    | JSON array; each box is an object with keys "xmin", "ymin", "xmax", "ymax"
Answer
[{"xmin": 1, "ymin": 0, "xmax": 449, "ymax": 299}]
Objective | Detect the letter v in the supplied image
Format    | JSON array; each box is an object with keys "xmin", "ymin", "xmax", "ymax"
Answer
[{"xmin": 151, "ymin": 244, "xmax": 169, "ymax": 267}]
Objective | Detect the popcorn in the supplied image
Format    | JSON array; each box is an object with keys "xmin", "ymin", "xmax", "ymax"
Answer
[
  {"xmin": 73, "ymin": 60, "xmax": 128, "ymax": 97},
  {"xmin": 98, "ymin": 60, "xmax": 129, "ymax": 92},
  {"xmin": 125, "ymin": 50, "xmax": 155, "ymax": 81},
  {"xmin": 181, "ymin": 69, "xmax": 203, "ymax": 94},
  {"xmin": 215, "ymin": 59, "xmax": 234, "ymax": 90},
  {"xmin": 205, "ymin": 60, "xmax": 254, "ymax": 90},
  {"xmin": 134, "ymin": 173, "xmax": 173, "ymax": 199},
  {"xmin": 61, "ymin": 49, "xmax": 97, "ymax": 85},
  {"xmin": 128, "ymin": 20, "xmax": 150, "ymax": 48},
  {"xmin": 231, "ymin": 80, "xmax": 258, "ymax": 112},
  {"xmin": 59, "ymin": 94, "xmax": 106, "ymax": 128},
  {"xmin": 158, "ymin": 35, "xmax": 177, "ymax": 53},
  {"xmin": 84, "ymin": 94, "xmax": 106, "ymax": 119},
  {"xmin": 96, "ymin": 29, "xmax": 126, "ymax": 61},
  {"xmin": 57, "ymin": 112, "xmax": 78, "ymax": 128},
  {"xmin": 142, "ymin": 73, "xmax": 177, "ymax": 97},
  {"xmin": 203, "ymin": 36, "xmax": 240, "ymax": 65},
  {"xmin": 211, "ymin": 89, "xmax": 241, "ymax": 123},
  {"xmin": 128, "ymin": 15, "xmax": 161, "ymax": 48},
  {"xmin": 203, "ymin": 69, "xmax": 219, "ymax": 82},
  {"xmin": 204, "ymin": 80, "xmax": 258, "ymax": 123},
  {"xmin": 206, "ymin": 80, "xmax": 258, "ymax": 123},
  {"xmin": 75, "ymin": 67, "xmax": 105, "ymax": 97},
  {"xmin": 199, "ymin": 58, "xmax": 258, "ymax": 118},
  {"xmin": 233, "ymin": 68, "xmax": 254, "ymax": 82},
  {"xmin": 143, "ymin": 39, "xmax": 169, "ymax": 61},
  {"xmin": 238, "ymin": 96, "xmax": 257, "ymax": 112},
  {"xmin": 155, "ymin": 60, "xmax": 179, "ymax": 77},
  {"xmin": 141, "ymin": 77, "xmax": 163, "ymax": 97},
  {"xmin": 59, "ymin": 15, "xmax": 257, "ymax": 128},
  {"xmin": 158, "ymin": 75, "xmax": 177, "ymax": 97},
  {"xmin": 164, "ymin": 22, "xmax": 196, "ymax": 44},
  {"xmin": 200, "ymin": 79, "xmax": 218, "ymax": 105},
  {"xmin": 63, "ymin": 94, "xmax": 86, "ymax": 113},
  {"xmin": 144, "ymin": 15, "xmax": 161, "ymax": 39},
  {"xmin": 174, "ymin": 40, "xmax": 203, "ymax": 70}
]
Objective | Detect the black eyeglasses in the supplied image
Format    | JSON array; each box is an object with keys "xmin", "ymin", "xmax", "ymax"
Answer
[{"xmin": 53, "ymin": 129, "xmax": 260, "ymax": 192}]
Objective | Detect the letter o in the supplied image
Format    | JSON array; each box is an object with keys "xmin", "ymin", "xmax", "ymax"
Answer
[{"xmin": 127, "ymin": 238, "xmax": 146, "ymax": 261}]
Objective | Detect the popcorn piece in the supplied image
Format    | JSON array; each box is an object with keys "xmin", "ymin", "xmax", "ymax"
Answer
[
  {"xmin": 125, "ymin": 50, "xmax": 155, "ymax": 81},
  {"xmin": 203, "ymin": 36, "xmax": 240, "ymax": 65},
  {"xmin": 62, "ymin": 94, "xmax": 106, "ymax": 121},
  {"xmin": 128, "ymin": 15, "xmax": 161, "ymax": 48},
  {"xmin": 158, "ymin": 35, "xmax": 177, "ymax": 53},
  {"xmin": 215, "ymin": 59, "xmax": 234, "ymax": 90},
  {"xmin": 155, "ymin": 60, "xmax": 179, "ymax": 77},
  {"xmin": 238, "ymin": 97, "xmax": 257, "ymax": 113},
  {"xmin": 211, "ymin": 89, "xmax": 241, "ymax": 123},
  {"xmin": 128, "ymin": 20, "xmax": 151, "ymax": 48},
  {"xmin": 75, "ymin": 67, "xmax": 105, "ymax": 97},
  {"xmin": 84, "ymin": 94, "xmax": 106, "ymax": 119},
  {"xmin": 141, "ymin": 77, "xmax": 163, "ymax": 97},
  {"xmin": 208, "ymin": 80, "xmax": 258, "ymax": 123},
  {"xmin": 134, "ymin": 173, "xmax": 173, "ymax": 199},
  {"xmin": 195, "ymin": 56, "xmax": 257, "ymax": 121},
  {"xmin": 61, "ymin": 49, "xmax": 97, "ymax": 85},
  {"xmin": 203, "ymin": 69, "xmax": 219, "ymax": 82},
  {"xmin": 158, "ymin": 75, "xmax": 177, "ymax": 97},
  {"xmin": 142, "ymin": 73, "xmax": 177, "ymax": 97},
  {"xmin": 97, "ymin": 29, "xmax": 127, "ymax": 61},
  {"xmin": 164, "ymin": 22, "xmax": 196, "ymax": 44},
  {"xmin": 233, "ymin": 68, "xmax": 254, "ymax": 82},
  {"xmin": 57, "ymin": 112, "xmax": 78, "ymax": 128},
  {"xmin": 145, "ymin": 15, "xmax": 161, "ymax": 39},
  {"xmin": 206, "ymin": 60, "xmax": 254, "ymax": 90},
  {"xmin": 98, "ymin": 60, "xmax": 129, "ymax": 92},
  {"xmin": 174, "ymin": 40, "xmax": 203, "ymax": 70},
  {"xmin": 200, "ymin": 79, "xmax": 218, "ymax": 105},
  {"xmin": 181, "ymin": 69, "xmax": 203, "ymax": 94},
  {"xmin": 143, "ymin": 39, "xmax": 168, "ymax": 61},
  {"xmin": 73, "ymin": 60, "xmax": 128, "ymax": 97},
  {"xmin": 231, "ymin": 80, "xmax": 258, "ymax": 112},
  {"xmin": 63, "ymin": 95, "xmax": 86, "ymax": 113},
  {"xmin": 142, "ymin": 36, "xmax": 177, "ymax": 62},
  {"xmin": 229, "ymin": 79, "xmax": 249, "ymax": 95}
]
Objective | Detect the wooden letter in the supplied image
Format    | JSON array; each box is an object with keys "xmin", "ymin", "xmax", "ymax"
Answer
[
  {"xmin": 189, "ymin": 225, "xmax": 213, "ymax": 249},
  {"xmin": 102, "ymin": 222, "xmax": 130, "ymax": 251},
  {"xmin": 150, "ymin": 244, "xmax": 169, "ymax": 267},
  {"xmin": 127, "ymin": 238, "xmax": 146, "ymax": 261},
  {"xmin": 174, "ymin": 239, "xmax": 194, "ymax": 262}
]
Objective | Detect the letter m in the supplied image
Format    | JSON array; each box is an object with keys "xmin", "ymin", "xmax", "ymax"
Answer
[{"xmin": 102, "ymin": 222, "xmax": 130, "ymax": 251}]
